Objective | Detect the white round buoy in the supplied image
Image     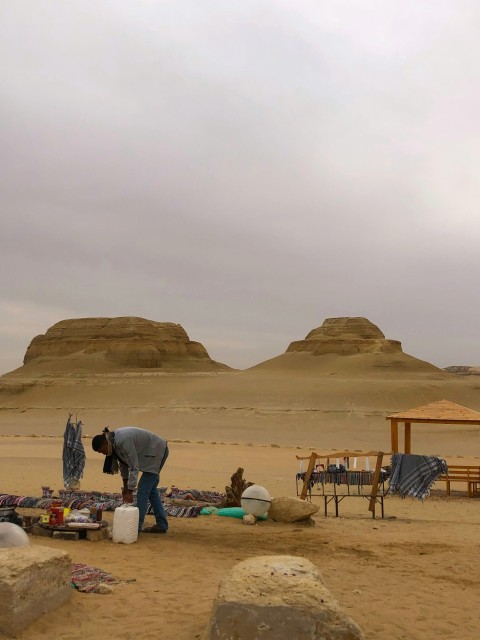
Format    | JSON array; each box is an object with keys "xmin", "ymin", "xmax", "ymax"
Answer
[
  {"xmin": 0, "ymin": 522, "xmax": 30, "ymax": 548},
  {"xmin": 241, "ymin": 485, "xmax": 271, "ymax": 517}
]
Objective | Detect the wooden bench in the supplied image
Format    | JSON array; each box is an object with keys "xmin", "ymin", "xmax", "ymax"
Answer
[{"xmin": 437, "ymin": 465, "xmax": 480, "ymax": 498}]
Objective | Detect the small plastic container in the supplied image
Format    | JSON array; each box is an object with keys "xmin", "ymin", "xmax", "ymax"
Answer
[{"xmin": 112, "ymin": 505, "xmax": 139, "ymax": 544}]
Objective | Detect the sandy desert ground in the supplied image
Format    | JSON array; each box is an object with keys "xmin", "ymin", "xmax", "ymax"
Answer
[
  {"xmin": 1, "ymin": 434, "xmax": 479, "ymax": 640},
  {"xmin": 1, "ymin": 349, "xmax": 480, "ymax": 639}
]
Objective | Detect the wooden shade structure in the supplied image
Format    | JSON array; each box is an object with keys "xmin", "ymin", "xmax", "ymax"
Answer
[{"xmin": 387, "ymin": 399, "xmax": 480, "ymax": 453}]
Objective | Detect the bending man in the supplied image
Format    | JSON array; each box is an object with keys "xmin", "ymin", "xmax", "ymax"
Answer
[{"xmin": 92, "ymin": 426, "xmax": 169, "ymax": 534}]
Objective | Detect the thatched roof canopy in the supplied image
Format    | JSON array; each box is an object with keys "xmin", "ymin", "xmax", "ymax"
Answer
[{"xmin": 386, "ymin": 399, "xmax": 480, "ymax": 452}]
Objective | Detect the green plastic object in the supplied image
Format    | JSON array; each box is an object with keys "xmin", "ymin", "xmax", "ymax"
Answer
[{"xmin": 215, "ymin": 507, "xmax": 267, "ymax": 520}]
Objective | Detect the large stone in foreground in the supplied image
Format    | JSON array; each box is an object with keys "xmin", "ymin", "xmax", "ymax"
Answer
[
  {"xmin": 0, "ymin": 545, "xmax": 71, "ymax": 637},
  {"xmin": 268, "ymin": 496, "xmax": 320, "ymax": 523},
  {"xmin": 204, "ymin": 555, "xmax": 364, "ymax": 640}
]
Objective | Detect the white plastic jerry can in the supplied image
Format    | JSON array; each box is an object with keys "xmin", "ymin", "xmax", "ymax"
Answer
[{"xmin": 112, "ymin": 504, "xmax": 139, "ymax": 544}]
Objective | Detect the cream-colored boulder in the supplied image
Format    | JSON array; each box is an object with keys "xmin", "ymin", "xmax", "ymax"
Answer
[
  {"xmin": 0, "ymin": 545, "xmax": 71, "ymax": 637},
  {"xmin": 268, "ymin": 497, "xmax": 319, "ymax": 523},
  {"xmin": 204, "ymin": 555, "xmax": 364, "ymax": 640}
]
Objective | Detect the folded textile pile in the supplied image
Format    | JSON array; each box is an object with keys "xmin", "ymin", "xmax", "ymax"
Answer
[
  {"xmin": 167, "ymin": 487, "xmax": 225, "ymax": 503},
  {"xmin": 1, "ymin": 492, "xmax": 208, "ymax": 518},
  {"xmin": 388, "ymin": 453, "xmax": 448, "ymax": 501},
  {"xmin": 71, "ymin": 563, "xmax": 116, "ymax": 593},
  {"xmin": 0, "ymin": 493, "xmax": 123, "ymax": 511},
  {"xmin": 296, "ymin": 470, "xmax": 389, "ymax": 489},
  {"xmin": 163, "ymin": 503, "xmax": 203, "ymax": 518}
]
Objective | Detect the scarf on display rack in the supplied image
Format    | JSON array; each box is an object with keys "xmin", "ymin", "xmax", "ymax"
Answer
[{"xmin": 62, "ymin": 414, "xmax": 86, "ymax": 489}]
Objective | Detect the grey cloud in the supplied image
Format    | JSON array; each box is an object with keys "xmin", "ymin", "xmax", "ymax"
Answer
[{"xmin": 1, "ymin": 1, "xmax": 479, "ymax": 373}]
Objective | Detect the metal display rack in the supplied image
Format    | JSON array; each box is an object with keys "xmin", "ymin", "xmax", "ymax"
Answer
[{"xmin": 296, "ymin": 450, "xmax": 390, "ymax": 518}]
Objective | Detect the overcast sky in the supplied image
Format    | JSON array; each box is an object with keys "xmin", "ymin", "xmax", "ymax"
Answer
[{"xmin": 1, "ymin": 1, "xmax": 479, "ymax": 373}]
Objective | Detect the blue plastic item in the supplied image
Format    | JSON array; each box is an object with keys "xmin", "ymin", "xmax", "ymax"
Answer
[{"xmin": 215, "ymin": 507, "xmax": 267, "ymax": 520}]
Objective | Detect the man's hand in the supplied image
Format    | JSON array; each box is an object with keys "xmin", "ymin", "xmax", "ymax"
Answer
[{"xmin": 122, "ymin": 489, "xmax": 134, "ymax": 504}]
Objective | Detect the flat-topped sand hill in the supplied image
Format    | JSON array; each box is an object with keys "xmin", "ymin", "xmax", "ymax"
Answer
[
  {"xmin": 251, "ymin": 316, "xmax": 443, "ymax": 374},
  {"xmin": 1, "ymin": 317, "xmax": 479, "ymax": 455},
  {"xmin": 17, "ymin": 316, "xmax": 232, "ymax": 373}
]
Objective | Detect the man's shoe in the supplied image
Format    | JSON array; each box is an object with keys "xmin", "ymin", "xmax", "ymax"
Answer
[{"xmin": 142, "ymin": 525, "xmax": 167, "ymax": 534}]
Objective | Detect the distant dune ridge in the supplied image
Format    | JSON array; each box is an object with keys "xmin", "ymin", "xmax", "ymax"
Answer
[
  {"xmin": 6, "ymin": 315, "xmax": 465, "ymax": 376},
  {"xmin": 2, "ymin": 315, "xmax": 480, "ymax": 449},
  {"xmin": 444, "ymin": 366, "xmax": 480, "ymax": 376},
  {"xmin": 21, "ymin": 316, "xmax": 231, "ymax": 372}
]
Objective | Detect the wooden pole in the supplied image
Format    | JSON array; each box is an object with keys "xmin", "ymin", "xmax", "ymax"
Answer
[
  {"xmin": 404, "ymin": 421, "xmax": 411, "ymax": 454},
  {"xmin": 300, "ymin": 452, "xmax": 317, "ymax": 500},
  {"xmin": 390, "ymin": 419, "xmax": 399, "ymax": 453},
  {"xmin": 368, "ymin": 452, "xmax": 384, "ymax": 517}
]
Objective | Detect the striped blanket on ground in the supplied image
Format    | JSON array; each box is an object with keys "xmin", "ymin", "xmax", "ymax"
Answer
[
  {"xmin": 0, "ymin": 491, "xmax": 212, "ymax": 518},
  {"xmin": 0, "ymin": 493, "xmax": 123, "ymax": 511},
  {"xmin": 71, "ymin": 563, "xmax": 116, "ymax": 593},
  {"xmin": 388, "ymin": 453, "xmax": 448, "ymax": 501},
  {"xmin": 168, "ymin": 488, "xmax": 225, "ymax": 503},
  {"xmin": 163, "ymin": 503, "xmax": 203, "ymax": 518}
]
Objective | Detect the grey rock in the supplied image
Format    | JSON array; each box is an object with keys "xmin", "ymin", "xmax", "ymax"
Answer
[
  {"xmin": 204, "ymin": 555, "xmax": 364, "ymax": 640},
  {"xmin": 268, "ymin": 497, "xmax": 320, "ymax": 523},
  {"xmin": 0, "ymin": 546, "xmax": 71, "ymax": 636}
]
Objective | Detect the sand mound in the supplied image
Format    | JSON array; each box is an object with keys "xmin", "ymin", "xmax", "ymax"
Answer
[
  {"xmin": 18, "ymin": 317, "xmax": 231, "ymax": 373},
  {"xmin": 251, "ymin": 317, "xmax": 442, "ymax": 374},
  {"xmin": 287, "ymin": 317, "xmax": 402, "ymax": 356}
]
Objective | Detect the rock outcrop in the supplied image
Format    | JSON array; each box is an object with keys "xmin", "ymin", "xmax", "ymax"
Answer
[
  {"xmin": 444, "ymin": 366, "xmax": 480, "ymax": 376},
  {"xmin": 0, "ymin": 546, "xmax": 71, "ymax": 636},
  {"xmin": 22, "ymin": 317, "xmax": 230, "ymax": 371},
  {"xmin": 287, "ymin": 317, "xmax": 402, "ymax": 356},
  {"xmin": 267, "ymin": 497, "xmax": 320, "ymax": 523},
  {"xmin": 248, "ymin": 316, "xmax": 444, "ymax": 375}
]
